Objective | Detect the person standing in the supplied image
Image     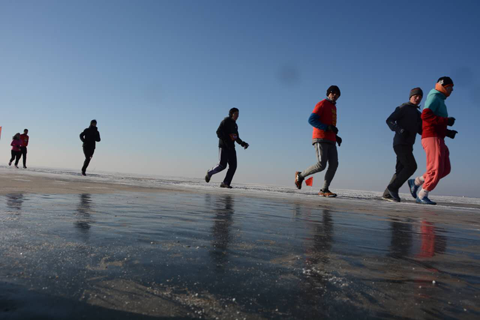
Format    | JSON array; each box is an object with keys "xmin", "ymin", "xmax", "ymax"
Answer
[
  {"xmin": 205, "ymin": 108, "xmax": 249, "ymax": 188},
  {"xmin": 294, "ymin": 85, "xmax": 342, "ymax": 197},
  {"xmin": 9, "ymin": 133, "xmax": 23, "ymax": 168},
  {"xmin": 408, "ymin": 77, "xmax": 457, "ymax": 205},
  {"xmin": 19, "ymin": 129, "xmax": 29, "ymax": 169},
  {"xmin": 382, "ymin": 88, "xmax": 423, "ymax": 202},
  {"xmin": 80, "ymin": 120, "xmax": 101, "ymax": 176}
]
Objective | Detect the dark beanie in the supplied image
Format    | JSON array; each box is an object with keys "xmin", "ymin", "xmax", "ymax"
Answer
[
  {"xmin": 409, "ymin": 87, "xmax": 423, "ymax": 98},
  {"xmin": 437, "ymin": 76, "xmax": 454, "ymax": 87},
  {"xmin": 326, "ymin": 85, "xmax": 341, "ymax": 97}
]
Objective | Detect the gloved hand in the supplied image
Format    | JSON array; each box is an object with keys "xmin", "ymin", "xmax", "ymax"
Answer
[
  {"xmin": 242, "ymin": 142, "xmax": 249, "ymax": 149},
  {"xmin": 327, "ymin": 125, "xmax": 339, "ymax": 134},
  {"xmin": 336, "ymin": 135, "xmax": 342, "ymax": 147},
  {"xmin": 446, "ymin": 129, "xmax": 458, "ymax": 139},
  {"xmin": 447, "ymin": 117, "xmax": 456, "ymax": 126},
  {"xmin": 399, "ymin": 128, "xmax": 410, "ymax": 139}
]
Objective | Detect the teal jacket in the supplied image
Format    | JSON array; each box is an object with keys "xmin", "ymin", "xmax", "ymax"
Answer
[{"xmin": 421, "ymin": 89, "xmax": 449, "ymax": 138}]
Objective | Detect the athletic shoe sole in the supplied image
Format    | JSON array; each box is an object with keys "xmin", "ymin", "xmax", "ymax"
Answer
[
  {"xmin": 319, "ymin": 192, "xmax": 337, "ymax": 198},
  {"xmin": 295, "ymin": 172, "xmax": 303, "ymax": 190},
  {"xmin": 408, "ymin": 179, "xmax": 418, "ymax": 199}
]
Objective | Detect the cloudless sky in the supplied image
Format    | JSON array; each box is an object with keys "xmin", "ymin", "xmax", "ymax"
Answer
[{"xmin": 1, "ymin": 0, "xmax": 479, "ymax": 197}]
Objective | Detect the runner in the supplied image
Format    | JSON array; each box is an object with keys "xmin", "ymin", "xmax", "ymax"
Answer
[
  {"xmin": 9, "ymin": 133, "xmax": 22, "ymax": 169},
  {"xmin": 205, "ymin": 108, "xmax": 249, "ymax": 188},
  {"xmin": 79, "ymin": 120, "xmax": 101, "ymax": 176},
  {"xmin": 19, "ymin": 129, "xmax": 29, "ymax": 169},
  {"xmin": 382, "ymin": 88, "xmax": 423, "ymax": 202},
  {"xmin": 408, "ymin": 77, "xmax": 457, "ymax": 205},
  {"xmin": 294, "ymin": 85, "xmax": 342, "ymax": 197}
]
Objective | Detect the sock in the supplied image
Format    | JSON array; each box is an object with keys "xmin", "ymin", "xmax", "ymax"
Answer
[
  {"xmin": 415, "ymin": 176, "xmax": 425, "ymax": 187},
  {"xmin": 418, "ymin": 188, "xmax": 429, "ymax": 200}
]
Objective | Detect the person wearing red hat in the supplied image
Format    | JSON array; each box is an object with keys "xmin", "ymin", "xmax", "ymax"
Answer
[
  {"xmin": 408, "ymin": 77, "xmax": 457, "ymax": 205},
  {"xmin": 294, "ymin": 85, "xmax": 342, "ymax": 197},
  {"xmin": 382, "ymin": 87, "xmax": 423, "ymax": 202}
]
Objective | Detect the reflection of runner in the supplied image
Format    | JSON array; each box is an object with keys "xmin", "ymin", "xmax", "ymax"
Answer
[
  {"xmin": 409, "ymin": 77, "xmax": 457, "ymax": 205},
  {"xmin": 205, "ymin": 108, "xmax": 249, "ymax": 188},
  {"xmin": 80, "ymin": 120, "xmax": 101, "ymax": 176},
  {"xmin": 9, "ymin": 133, "xmax": 22, "ymax": 168},
  {"xmin": 382, "ymin": 88, "xmax": 423, "ymax": 202},
  {"xmin": 295, "ymin": 86, "xmax": 342, "ymax": 197},
  {"xmin": 19, "ymin": 129, "xmax": 29, "ymax": 169}
]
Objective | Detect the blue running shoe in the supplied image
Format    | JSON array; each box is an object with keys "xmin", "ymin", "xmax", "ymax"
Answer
[
  {"xmin": 416, "ymin": 196, "xmax": 436, "ymax": 205},
  {"xmin": 408, "ymin": 179, "xmax": 419, "ymax": 199}
]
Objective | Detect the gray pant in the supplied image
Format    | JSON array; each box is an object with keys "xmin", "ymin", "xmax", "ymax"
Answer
[{"xmin": 301, "ymin": 142, "xmax": 338, "ymax": 190}]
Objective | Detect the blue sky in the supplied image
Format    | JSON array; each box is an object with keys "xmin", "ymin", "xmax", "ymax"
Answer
[{"xmin": 1, "ymin": 0, "xmax": 479, "ymax": 197}]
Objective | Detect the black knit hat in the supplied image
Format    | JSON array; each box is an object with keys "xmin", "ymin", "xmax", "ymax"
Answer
[
  {"xmin": 409, "ymin": 87, "xmax": 423, "ymax": 98},
  {"xmin": 326, "ymin": 85, "xmax": 341, "ymax": 97},
  {"xmin": 437, "ymin": 76, "xmax": 454, "ymax": 87}
]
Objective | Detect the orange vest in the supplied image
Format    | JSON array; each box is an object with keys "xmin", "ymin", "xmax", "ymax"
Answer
[{"xmin": 312, "ymin": 99, "xmax": 337, "ymax": 142}]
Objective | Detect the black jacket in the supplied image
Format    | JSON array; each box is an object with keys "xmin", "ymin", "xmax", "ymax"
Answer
[
  {"xmin": 216, "ymin": 117, "xmax": 245, "ymax": 149},
  {"xmin": 386, "ymin": 102, "xmax": 422, "ymax": 147},
  {"xmin": 80, "ymin": 126, "xmax": 101, "ymax": 149}
]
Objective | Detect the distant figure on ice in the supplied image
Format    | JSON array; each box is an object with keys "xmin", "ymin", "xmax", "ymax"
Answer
[
  {"xmin": 9, "ymin": 133, "xmax": 22, "ymax": 168},
  {"xmin": 295, "ymin": 85, "xmax": 342, "ymax": 197},
  {"xmin": 382, "ymin": 88, "xmax": 423, "ymax": 202},
  {"xmin": 409, "ymin": 77, "xmax": 457, "ymax": 205},
  {"xmin": 19, "ymin": 129, "xmax": 29, "ymax": 169},
  {"xmin": 205, "ymin": 108, "xmax": 249, "ymax": 188},
  {"xmin": 80, "ymin": 120, "xmax": 101, "ymax": 176}
]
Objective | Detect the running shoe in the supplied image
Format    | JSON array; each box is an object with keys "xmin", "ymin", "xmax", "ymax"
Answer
[
  {"xmin": 295, "ymin": 172, "xmax": 304, "ymax": 190},
  {"xmin": 416, "ymin": 196, "xmax": 436, "ymax": 205},
  {"xmin": 319, "ymin": 189, "xmax": 337, "ymax": 198},
  {"xmin": 408, "ymin": 179, "xmax": 419, "ymax": 199}
]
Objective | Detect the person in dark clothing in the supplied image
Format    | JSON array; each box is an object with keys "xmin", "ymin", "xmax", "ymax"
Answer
[
  {"xmin": 19, "ymin": 129, "xmax": 29, "ymax": 169},
  {"xmin": 382, "ymin": 88, "xmax": 423, "ymax": 202},
  {"xmin": 80, "ymin": 119, "xmax": 101, "ymax": 176},
  {"xmin": 205, "ymin": 108, "xmax": 249, "ymax": 188}
]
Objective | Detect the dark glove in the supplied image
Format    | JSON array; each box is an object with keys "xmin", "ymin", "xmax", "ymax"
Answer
[
  {"xmin": 446, "ymin": 129, "xmax": 458, "ymax": 139},
  {"xmin": 447, "ymin": 117, "xmax": 455, "ymax": 126},
  {"xmin": 327, "ymin": 125, "xmax": 339, "ymax": 134},
  {"xmin": 242, "ymin": 142, "xmax": 249, "ymax": 149},
  {"xmin": 399, "ymin": 128, "xmax": 410, "ymax": 139},
  {"xmin": 336, "ymin": 135, "xmax": 342, "ymax": 147}
]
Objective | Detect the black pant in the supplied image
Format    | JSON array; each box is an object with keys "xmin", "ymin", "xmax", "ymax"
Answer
[
  {"xmin": 10, "ymin": 150, "xmax": 21, "ymax": 166},
  {"xmin": 82, "ymin": 147, "xmax": 95, "ymax": 173},
  {"xmin": 208, "ymin": 147, "xmax": 237, "ymax": 185},
  {"xmin": 383, "ymin": 144, "xmax": 418, "ymax": 196},
  {"xmin": 18, "ymin": 146, "xmax": 27, "ymax": 167}
]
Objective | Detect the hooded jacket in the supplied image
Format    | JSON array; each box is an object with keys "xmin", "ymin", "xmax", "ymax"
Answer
[
  {"xmin": 216, "ymin": 117, "xmax": 245, "ymax": 149},
  {"xmin": 421, "ymin": 89, "xmax": 449, "ymax": 139},
  {"xmin": 80, "ymin": 126, "xmax": 101, "ymax": 149},
  {"xmin": 386, "ymin": 102, "xmax": 422, "ymax": 146}
]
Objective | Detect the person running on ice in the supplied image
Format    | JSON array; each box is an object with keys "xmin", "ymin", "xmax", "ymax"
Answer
[
  {"xmin": 80, "ymin": 119, "xmax": 101, "ymax": 176},
  {"xmin": 408, "ymin": 77, "xmax": 457, "ymax": 205},
  {"xmin": 382, "ymin": 88, "xmax": 423, "ymax": 202},
  {"xmin": 205, "ymin": 108, "xmax": 249, "ymax": 188},
  {"xmin": 9, "ymin": 133, "xmax": 23, "ymax": 168},
  {"xmin": 295, "ymin": 85, "xmax": 342, "ymax": 197},
  {"xmin": 19, "ymin": 129, "xmax": 29, "ymax": 169}
]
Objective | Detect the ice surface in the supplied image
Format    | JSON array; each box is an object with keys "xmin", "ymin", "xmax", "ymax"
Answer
[{"xmin": 1, "ymin": 166, "xmax": 479, "ymax": 209}]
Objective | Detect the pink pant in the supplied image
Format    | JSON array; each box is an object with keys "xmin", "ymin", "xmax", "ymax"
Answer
[{"xmin": 421, "ymin": 137, "xmax": 451, "ymax": 191}]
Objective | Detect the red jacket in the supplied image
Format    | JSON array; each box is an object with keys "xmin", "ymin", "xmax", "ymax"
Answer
[
  {"xmin": 311, "ymin": 99, "xmax": 337, "ymax": 142},
  {"xmin": 20, "ymin": 134, "xmax": 29, "ymax": 147}
]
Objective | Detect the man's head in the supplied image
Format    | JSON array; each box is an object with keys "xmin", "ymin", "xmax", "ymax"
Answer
[
  {"xmin": 326, "ymin": 85, "xmax": 341, "ymax": 102},
  {"xmin": 90, "ymin": 119, "xmax": 97, "ymax": 127},
  {"xmin": 229, "ymin": 108, "xmax": 239, "ymax": 121},
  {"xmin": 409, "ymin": 87, "xmax": 423, "ymax": 105},
  {"xmin": 23, "ymin": 129, "xmax": 29, "ymax": 134},
  {"xmin": 435, "ymin": 76, "xmax": 454, "ymax": 97}
]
